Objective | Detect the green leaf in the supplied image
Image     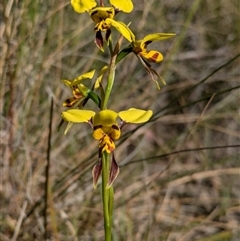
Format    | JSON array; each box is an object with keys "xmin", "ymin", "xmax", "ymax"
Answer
[
  {"xmin": 87, "ymin": 90, "xmax": 101, "ymax": 108},
  {"xmin": 116, "ymin": 46, "xmax": 132, "ymax": 64}
]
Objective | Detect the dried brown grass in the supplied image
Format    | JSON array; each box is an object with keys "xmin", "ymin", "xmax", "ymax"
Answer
[{"xmin": 1, "ymin": 0, "xmax": 240, "ymax": 240}]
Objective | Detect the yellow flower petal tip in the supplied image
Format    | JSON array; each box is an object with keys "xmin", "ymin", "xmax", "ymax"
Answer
[
  {"xmin": 118, "ymin": 108, "xmax": 153, "ymax": 123},
  {"xmin": 71, "ymin": 0, "xmax": 97, "ymax": 13},
  {"xmin": 62, "ymin": 110, "xmax": 95, "ymax": 123},
  {"xmin": 143, "ymin": 33, "xmax": 176, "ymax": 43},
  {"xmin": 71, "ymin": 70, "xmax": 95, "ymax": 85},
  {"xmin": 110, "ymin": 0, "xmax": 134, "ymax": 13}
]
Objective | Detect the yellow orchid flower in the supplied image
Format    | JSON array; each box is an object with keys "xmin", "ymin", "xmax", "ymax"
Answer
[
  {"xmin": 127, "ymin": 33, "xmax": 175, "ymax": 89},
  {"xmin": 61, "ymin": 108, "xmax": 153, "ymax": 187},
  {"xmin": 62, "ymin": 70, "xmax": 95, "ymax": 107},
  {"xmin": 132, "ymin": 33, "xmax": 176, "ymax": 63},
  {"xmin": 116, "ymin": 33, "xmax": 176, "ymax": 89},
  {"xmin": 71, "ymin": 0, "xmax": 135, "ymax": 50}
]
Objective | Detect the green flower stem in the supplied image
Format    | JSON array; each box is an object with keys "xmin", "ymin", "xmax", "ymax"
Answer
[
  {"xmin": 102, "ymin": 152, "xmax": 112, "ymax": 241},
  {"xmin": 109, "ymin": 186, "xmax": 114, "ymax": 228},
  {"xmin": 102, "ymin": 53, "xmax": 117, "ymax": 110},
  {"xmin": 101, "ymin": 36, "xmax": 121, "ymax": 241}
]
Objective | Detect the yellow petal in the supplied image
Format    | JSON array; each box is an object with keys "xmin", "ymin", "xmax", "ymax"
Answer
[
  {"xmin": 71, "ymin": 0, "xmax": 97, "ymax": 13},
  {"xmin": 62, "ymin": 109, "xmax": 95, "ymax": 123},
  {"xmin": 142, "ymin": 33, "xmax": 176, "ymax": 47},
  {"xmin": 71, "ymin": 70, "xmax": 95, "ymax": 85},
  {"xmin": 110, "ymin": 0, "xmax": 133, "ymax": 13},
  {"xmin": 93, "ymin": 110, "xmax": 118, "ymax": 126},
  {"xmin": 93, "ymin": 128, "xmax": 105, "ymax": 140},
  {"xmin": 109, "ymin": 125, "xmax": 121, "ymax": 140},
  {"xmin": 118, "ymin": 108, "xmax": 153, "ymax": 123},
  {"xmin": 105, "ymin": 19, "xmax": 135, "ymax": 42},
  {"xmin": 62, "ymin": 79, "xmax": 72, "ymax": 87},
  {"xmin": 141, "ymin": 50, "xmax": 163, "ymax": 63}
]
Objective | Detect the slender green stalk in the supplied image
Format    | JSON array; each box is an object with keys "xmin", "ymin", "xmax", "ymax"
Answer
[
  {"xmin": 101, "ymin": 34, "xmax": 121, "ymax": 241},
  {"xmin": 108, "ymin": 186, "xmax": 114, "ymax": 228},
  {"xmin": 102, "ymin": 57, "xmax": 116, "ymax": 110},
  {"xmin": 102, "ymin": 152, "xmax": 112, "ymax": 241}
]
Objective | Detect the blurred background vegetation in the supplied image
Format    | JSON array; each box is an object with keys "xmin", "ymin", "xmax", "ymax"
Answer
[{"xmin": 1, "ymin": 0, "xmax": 240, "ymax": 240}]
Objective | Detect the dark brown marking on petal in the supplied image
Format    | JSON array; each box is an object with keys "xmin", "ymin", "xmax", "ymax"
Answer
[
  {"xmin": 112, "ymin": 124, "xmax": 119, "ymax": 131},
  {"xmin": 145, "ymin": 40, "xmax": 152, "ymax": 45},
  {"xmin": 90, "ymin": 10, "xmax": 99, "ymax": 17},
  {"xmin": 64, "ymin": 98, "xmax": 77, "ymax": 107},
  {"xmin": 150, "ymin": 53, "xmax": 159, "ymax": 62},
  {"xmin": 107, "ymin": 143, "xmax": 114, "ymax": 152},
  {"xmin": 105, "ymin": 29, "xmax": 111, "ymax": 42},
  {"xmin": 94, "ymin": 125, "xmax": 102, "ymax": 130}
]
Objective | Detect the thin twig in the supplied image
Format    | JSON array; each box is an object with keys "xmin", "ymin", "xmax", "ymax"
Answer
[
  {"xmin": 121, "ymin": 144, "xmax": 240, "ymax": 166},
  {"xmin": 11, "ymin": 200, "xmax": 28, "ymax": 241},
  {"xmin": 44, "ymin": 97, "xmax": 54, "ymax": 240}
]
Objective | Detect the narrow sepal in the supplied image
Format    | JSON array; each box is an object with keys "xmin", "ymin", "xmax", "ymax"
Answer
[
  {"xmin": 95, "ymin": 31, "xmax": 104, "ymax": 52},
  {"xmin": 137, "ymin": 55, "xmax": 162, "ymax": 90},
  {"xmin": 92, "ymin": 160, "xmax": 102, "ymax": 189},
  {"xmin": 64, "ymin": 122, "xmax": 73, "ymax": 135},
  {"xmin": 107, "ymin": 154, "xmax": 119, "ymax": 188},
  {"xmin": 105, "ymin": 29, "xmax": 111, "ymax": 44}
]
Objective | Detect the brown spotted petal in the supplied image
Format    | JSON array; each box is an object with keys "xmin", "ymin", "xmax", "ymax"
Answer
[
  {"xmin": 92, "ymin": 159, "xmax": 102, "ymax": 189},
  {"xmin": 140, "ymin": 50, "xmax": 163, "ymax": 63},
  {"xmin": 107, "ymin": 153, "xmax": 120, "ymax": 188},
  {"xmin": 63, "ymin": 97, "xmax": 79, "ymax": 107}
]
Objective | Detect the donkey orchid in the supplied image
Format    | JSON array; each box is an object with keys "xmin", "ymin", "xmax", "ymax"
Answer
[
  {"xmin": 62, "ymin": 70, "xmax": 95, "ymax": 107},
  {"xmin": 71, "ymin": 0, "xmax": 135, "ymax": 50},
  {"xmin": 61, "ymin": 108, "xmax": 153, "ymax": 188}
]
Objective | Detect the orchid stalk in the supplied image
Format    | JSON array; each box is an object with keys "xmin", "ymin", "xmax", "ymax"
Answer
[{"xmin": 60, "ymin": 0, "xmax": 175, "ymax": 240}]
